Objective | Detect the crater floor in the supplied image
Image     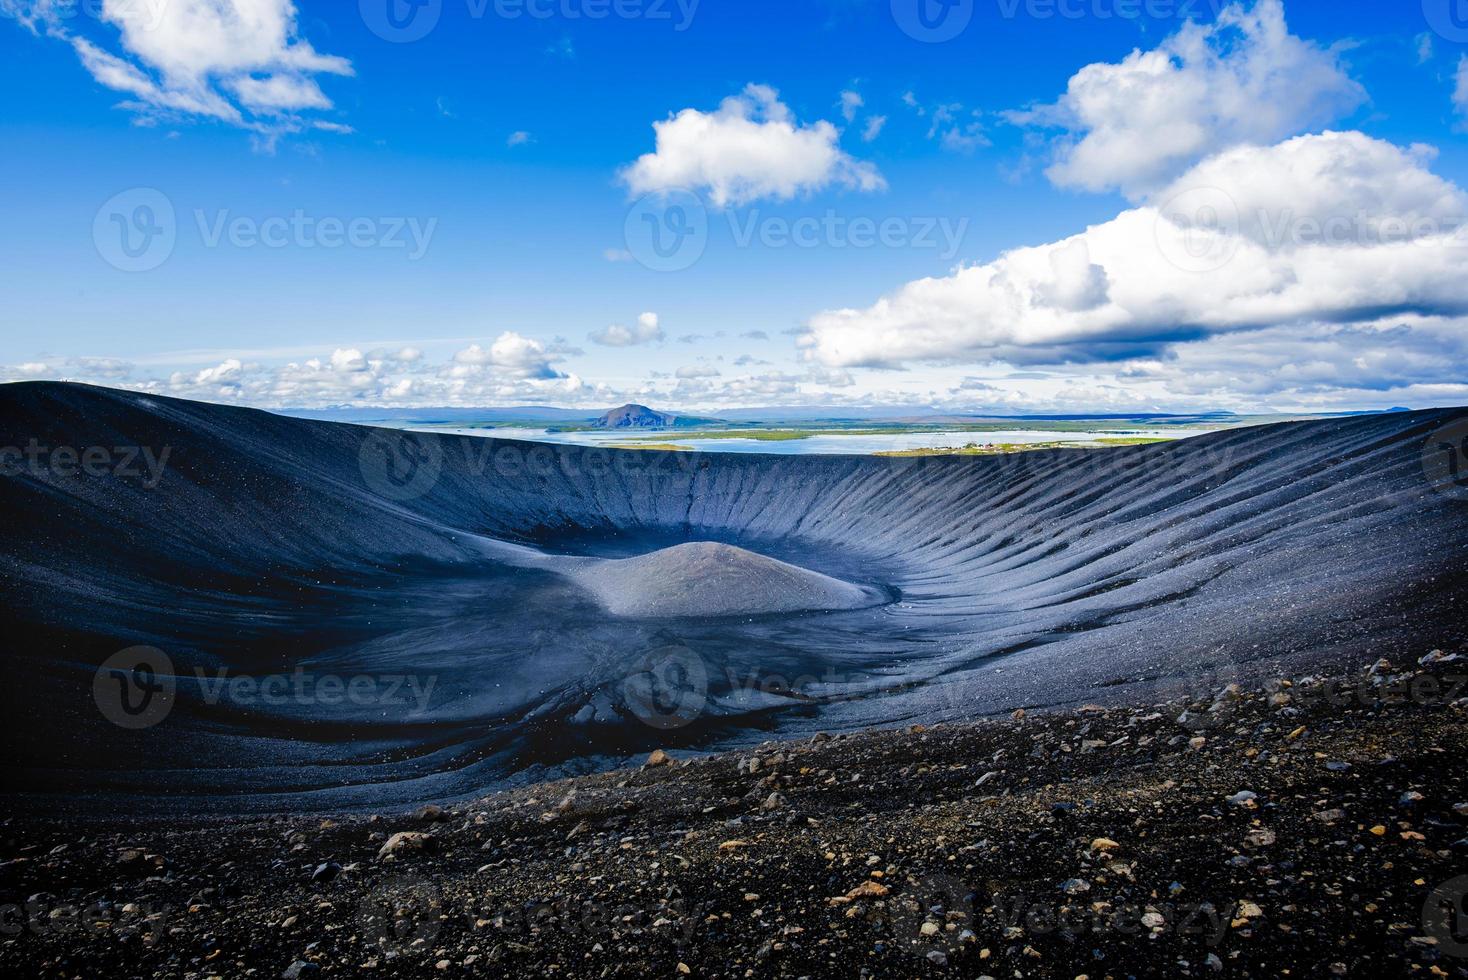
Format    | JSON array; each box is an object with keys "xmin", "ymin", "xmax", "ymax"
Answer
[{"xmin": 564, "ymin": 541, "xmax": 888, "ymax": 618}]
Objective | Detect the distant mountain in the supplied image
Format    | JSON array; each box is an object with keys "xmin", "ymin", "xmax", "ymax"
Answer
[{"xmin": 594, "ymin": 404, "xmax": 678, "ymax": 429}]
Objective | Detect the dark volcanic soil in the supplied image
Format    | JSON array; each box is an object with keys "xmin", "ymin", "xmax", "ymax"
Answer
[{"xmin": 4, "ymin": 654, "xmax": 1466, "ymax": 979}]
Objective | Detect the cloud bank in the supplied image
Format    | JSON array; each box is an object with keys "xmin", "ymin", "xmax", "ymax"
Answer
[{"xmin": 803, "ymin": 132, "xmax": 1468, "ymax": 371}]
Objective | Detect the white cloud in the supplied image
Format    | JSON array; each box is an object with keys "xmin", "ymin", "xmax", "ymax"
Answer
[
  {"xmin": 1456, "ymin": 56, "xmax": 1468, "ymax": 125},
  {"xmin": 110, "ymin": 331, "xmax": 600, "ymax": 406},
  {"xmin": 589, "ymin": 312, "xmax": 665, "ymax": 347},
  {"xmin": 7, "ymin": 0, "xmax": 352, "ymax": 139},
  {"xmin": 675, "ymin": 364, "xmax": 720, "ymax": 379},
  {"xmin": 927, "ymin": 103, "xmax": 989, "ymax": 153},
  {"xmin": 507, "ymin": 130, "xmax": 534, "ymax": 147},
  {"xmin": 452, "ymin": 332, "xmax": 566, "ymax": 380},
  {"xmin": 1033, "ymin": 239, "xmax": 1110, "ymax": 313},
  {"xmin": 805, "ymin": 365, "xmax": 855, "ymax": 388},
  {"xmin": 175, "ymin": 358, "xmax": 245, "ymax": 388},
  {"xmin": 861, "ymin": 115, "xmax": 886, "ymax": 142},
  {"xmin": 1119, "ymin": 317, "xmax": 1468, "ymax": 400},
  {"xmin": 1009, "ymin": 0, "xmax": 1364, "ymax": 199},
  {"xmin": 803, "ymin": 132, "xmax": 1468, "ymax": 372},
  {"xmin": 619, "ymin": 84, "xmax": 886, "ymax": 207},
  {"xmin": 329, "ymin": 348, "xmax": 367, "ymax": 372},
  {"xmin": 838, "ymin": 90, "xmax": 863, "ymax": 122},
  {"xmin": 226, "ymin": 73, "xmax": 331, "ymax": 113},
  {"xmin": 1417, "ymin": 33, "xmax": 1435, "ymax": 65}
]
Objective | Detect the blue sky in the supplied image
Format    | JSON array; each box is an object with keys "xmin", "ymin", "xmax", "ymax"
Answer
[{"xmin": 2, "ymin": 0, "xmax": 1467, "ymax": 412}]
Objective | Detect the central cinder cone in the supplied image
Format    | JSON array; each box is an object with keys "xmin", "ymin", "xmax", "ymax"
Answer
[{"xmin": 569, "ymin": 541, "xmax": 883, "ymax": 618}]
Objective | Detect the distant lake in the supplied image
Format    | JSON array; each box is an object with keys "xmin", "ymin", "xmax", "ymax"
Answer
[{"xmin": 410, "ymin": 426, "xmax": 1220, "ymax": 455}]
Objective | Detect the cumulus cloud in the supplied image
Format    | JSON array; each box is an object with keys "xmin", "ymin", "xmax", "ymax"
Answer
[
  {"xmin": 803, "ymin": 132, "xmax": 1468, "ymax": 371},
  {"xmin": 590, "ymin": 312, "xmax": 665, "ymax": 347},
  {"xmin": 619, "ymin": 84, "xmax": 886, "ymax": 207},
  {"xmin": 861, "ymin": 115, "xmax": 886, "ymax": 142},
  {"xmin": 452, "ymin": 332, "xmax": 566, "ymax": 380},
  {"xmin": 1009, "ymin": 0, "xmax": 1364, "ymax": 199},
  {"xmin": 839, "ymin": 90, "xmax": 863, "ymax": 122},
  {"xmin": 5, "ymin": 0, "xmax": 352, "ymax": 139}
]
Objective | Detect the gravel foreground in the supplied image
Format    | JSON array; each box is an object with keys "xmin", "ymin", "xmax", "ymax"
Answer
[{"xmin": 4, "ymin": 653, "xmax": 1467, "ymax": 979}]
